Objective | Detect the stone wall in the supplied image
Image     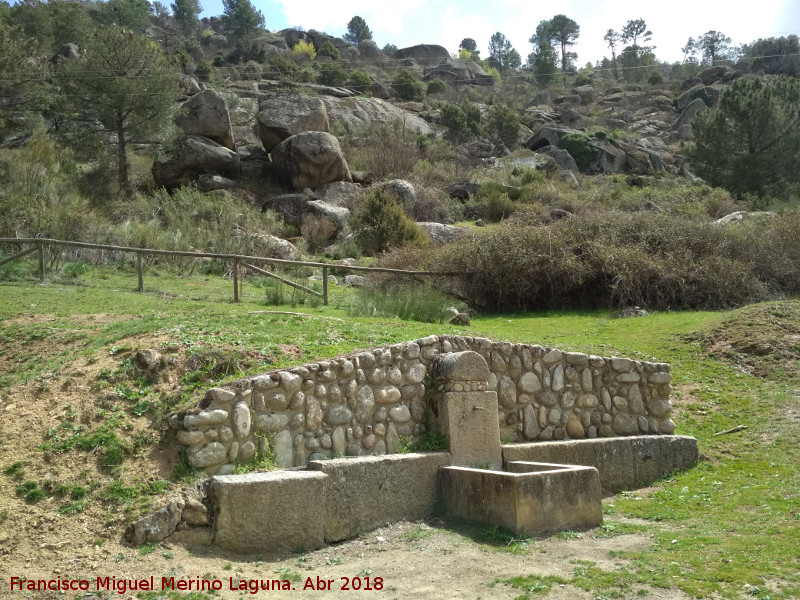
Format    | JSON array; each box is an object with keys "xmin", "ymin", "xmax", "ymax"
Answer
[{"xmin": 169, "ymin": 335, "xmax": 675, "ymax": 475}]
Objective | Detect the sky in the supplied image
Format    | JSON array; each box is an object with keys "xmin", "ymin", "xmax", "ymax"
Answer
[{"xmin": 199, "ymin": 0, "xmax": 800, "ymax": 65}]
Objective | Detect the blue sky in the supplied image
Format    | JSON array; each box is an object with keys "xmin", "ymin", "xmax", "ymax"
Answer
[{"xmin": 197, "ymin": 0, "xmax": 800, "ymax": 64}]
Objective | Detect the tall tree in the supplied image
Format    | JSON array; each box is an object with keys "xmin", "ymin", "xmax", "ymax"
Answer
[
  {"xmin": 459, "ymin": 37, "xmax": 480, "ymax": 59},
  {"xmin": 222, "ymin": 0, "xmax": 264, "ymax": 41},
  {"xmin": 344, "ymin": 15, "xmax": 372, "ymax": 46},
  {"xmin": 743, "ymin": 35, "xmax": 799, "ymax": 76},
  {"xmin": 681, "ymin": 37, "xmax": 698, "ymax": 63},
  {"xmin": 488, "ymin": 31, "xmax": 518, "ymax": 73},
  {"xmin": 96, "ymin": 0, "xmax": 152, "ymax": 35},
  {"xmin": 688, "ymin": 76, "xmax": 800, "ymax": 200},
  {"xmin": 697, "ymin": 30, "xmax": 732, "ymax": 65},
  {"xmin": 0, "ymin": 21, "xmax": 45, "ymax": 132},
  {"xmin": 171, "ymin": 0, "xmax": 201, "ymax": 38},
  {"xmin": 528, "ymin": 39, "xmax": 558, "ymax": 85},
  {"xmin": 56, "ymin": 27, "xmax": 178, "ymax": 192},
  {"xmin": 620, "ymin": 18, "xmax": 652, "ymax": 49},
  {"xmin": 536, "ymin": 15, "xmax": 580, "ymax": 72},
  {"xmin": 603, "ymin": 28, "xmax": 621, "ymax": 80}
]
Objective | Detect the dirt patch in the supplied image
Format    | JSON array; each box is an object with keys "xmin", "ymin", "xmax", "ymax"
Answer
[
  {"xmin": 0, "ymin": 515, "xmax": 696, "ymax": 600},
  {"xmin": 2, "ymin": 313, "xmax": 140, "ymax": 326}
]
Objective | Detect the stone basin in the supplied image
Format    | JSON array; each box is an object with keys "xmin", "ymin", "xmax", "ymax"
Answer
[{"xmin": 439, "ymin": 461, "xmax": 602, "ymax": 537}]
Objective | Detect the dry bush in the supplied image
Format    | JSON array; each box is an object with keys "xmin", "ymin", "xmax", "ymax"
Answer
[
  {"xmin": 395, "ymin": 210, "xmax": 800, "ymax": 312},
  {"xmin": 300, "ymin": 215, "xmax": 337, "ymax": 251},
  {"xmin": 353, "ymin": 121, "xmax": 421, "ymax": 180}
]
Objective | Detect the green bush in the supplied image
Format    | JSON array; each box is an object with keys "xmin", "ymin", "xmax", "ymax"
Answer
[
  {"xmin": 316, "ymin": 40, "xmax": 340, "ymax": 60},
  {"xmin": 466, "ymin": 182, "xmax": 516, "ymax": 222},
  {"xmin": 351, "ymin": 188, "xmax": 428, "ymax": 255},
  {"xmin": 426, "ymin": 78, "xmax": 448, "ymax": 95},
  {"xmin": 317, "ymin": 62, "xmax": 348, "ymax": 86},
  {"xmin": 392, "ymin": 68, "xmax": 425, "ymax": 101},
  {"xmin": 348, "ymin": 69, "xmax": 372, "ymax": 93},
  {"xmin": 559, "ymin": 133, "xmax": 595, "ymax": 171},
  {"xmin": 266, "ymin": 54, "xmax": 298, "ymax": 79},
  {"xmin": 440, "ymin": 100, "xmax": 482, "ymax": 141},
  {"xmin": 487, "ymin": 104, "xmax": 521, "ymax": 149}
]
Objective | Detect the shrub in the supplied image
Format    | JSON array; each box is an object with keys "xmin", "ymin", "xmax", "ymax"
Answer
[
  {"xmin": 317, "ymin": 62, "xmax": 348, "ymax": 86},
  {"xmin": 292, "ymin": 39, "xmax": 316, "ymax": 60},
  {"xmin": 559, "ymin": 133, "xmax": 595, "ymax": 171},
  {"xmin": 440, "ymin": 100, "xmax": 482, "ymax": 142},
  {"xmin": 300, "ymin": 214, "xmax": 337, "ymax": 251},
  {"xmin": 388, "ymin": 210, "xmax": 800, "ymax": 312},
  {"xmin": 240, "ymin": 61, "xmax": 261, "ymax": 80},
  {"xmin": 426, "ymin": 78, "xmax": 448, "ymax": 95},
  {"xmin": 392, "ymin": 69, "xmax": 425, "ymax": 101},
  {"xmin": 466, "ymin": 182, "xmax": 516, "ymax": 222},
  {"xmin": 352, "ymin": 121, "xmax": 421, "ymax": 180},
  {"xmin": 351, "ymin": 188, "xmax": 428, "ymax": 255},
  {"xmin": 487, "ymin": 104, "xmax": 520, "ymax": 149},
  {"xmin": 316, "ymin": 40, "xmax": 340, "ymax": 60},
  {"xmin": 266, "ymin": 54, "xmax": 298, "ymax": 79},
  {"xmin": 194, "ymin": 59, "xmax": 212, "ymax": 81},
  {"xmin": 348, "ymin": 69, "xmax": 372, "ymax": 93}
]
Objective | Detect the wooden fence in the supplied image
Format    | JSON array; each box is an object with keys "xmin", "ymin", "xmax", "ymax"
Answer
[{"xmin": 0, "ymin": 238, "xmax": 452, "ymax": 305}]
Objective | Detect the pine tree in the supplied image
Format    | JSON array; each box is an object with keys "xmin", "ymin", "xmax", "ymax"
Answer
[{"xmin": 344, "ymin": 16, "xmax": 372, "ymax": 46}]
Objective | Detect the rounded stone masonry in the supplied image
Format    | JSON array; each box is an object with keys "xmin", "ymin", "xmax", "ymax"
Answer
[
  {"xmin": 436, "ymin": 351, "xmax": 490, "ymax": 383},
  {"xmin": 168, "ymin": 335, "xmax": 676, "ymax": 472}
]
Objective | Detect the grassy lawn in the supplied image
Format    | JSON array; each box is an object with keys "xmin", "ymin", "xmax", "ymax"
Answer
[{"xmin": 0, "ymin": 266, "xmax": 798, "ymax": 599}]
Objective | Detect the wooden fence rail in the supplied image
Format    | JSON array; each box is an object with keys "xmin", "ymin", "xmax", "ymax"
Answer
[{"xmin": 0, "ymin": 238, "xmax": 454, "ymax": 305}]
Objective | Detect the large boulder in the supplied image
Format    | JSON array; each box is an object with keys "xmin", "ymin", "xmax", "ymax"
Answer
[
  {"xmin": 526, "ymin": 126, "xmax": 582, "ymax": 151},
  {"xmin": 424, "ymin": 59, "xmax": 494, "ymax": 87},
  {"xmin": 153, "ymin": 136, "xmax": 240, "ymax": 190},
  {"xmin": 376, "ymin": 180, "xmax": 416, "ymax": 207},
  {"xmin": 174, "ymin": 90, "xmax": 235, "ymax": 150},
  {"xmin": 358, "ymin": 40, "xmax": 383, "ymax": 60},
  {"xmin": 250, "ymin": 233, "xmax": 299, "ymax": 260},
  {"xmin": 178, "ymin": 73, "xmax": 201, "ymax": 96},
  {"xmin": 535, "ymin": 145, "xmax": 579, "ymax": 173},
  {"xmin": 417, "ymin": 222, "xmax": 469, "ymax": 244},
  {"xmin": 592, "ymin": 140, "xmax": 627, "ymax": 173},
  {"xmin": 264, "ymin": 195, "xmax": 350, "ymax": 238},
  {"xmin": 272, "ymin": 131, "xmax": 352, "ymax": 191},
  {"xmin": 676, "ymin": 85, "xmax": 720, "ymax": 112},
  {"xmin": 394, "ymin": 44, "xmax": 450, "ymax": 66},
  {"xmin": 257, "ymin": 93, "xmax": 331, "ymax": 153},
  {"xmin": 672, "ymin": 97, "xmax": 708, "ymax": 131},
  {"xmin": 319, "ymin": 96, "xmax": 434, "ymax": 135},
  {"xmin": 572, "ymin": 85, "xmax": 596, "ymax": 104}
]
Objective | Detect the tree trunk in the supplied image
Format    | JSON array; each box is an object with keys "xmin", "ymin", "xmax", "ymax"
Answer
[
  {"xmin": 561, "ymin": 43, "xmax": 567, "ymax": 72},
  {"xmin": 116, "ymin": 114, "xmax": 129, "ymax": 193}
]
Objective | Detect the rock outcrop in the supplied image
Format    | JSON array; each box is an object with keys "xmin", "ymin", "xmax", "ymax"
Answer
[
  {"xmin": 257, "ymin": 93, "xmax": 331, "ymax": 153},
  {"xmin": 153, "ymin": 136, "xmax": 240, "ymax": 190},
  {"xmin": 394, "ymin": 44, "xmax": 450, "ymax": 66},
  {"xmin": 174, "ymin": 90, "xmax": 235, "ymax": 150},
  {"xmin": 271, "ymin": 131, "xmax": 352, "ymax": 191}
]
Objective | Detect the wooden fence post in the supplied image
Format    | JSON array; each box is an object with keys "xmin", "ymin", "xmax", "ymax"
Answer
[
  {"xmin": 233, "ymin": 256, "xmax": 239, "ymax": 303},
  {"xmin": 136, "ymin": 251, "xmax": 143, "ymax": 293},
  {"xmin": 323, "ymin": 266, "xmax": 328, "ymax": 306},
  {"xmin": 37, "ymin": 241, "xmax": 44, "ymax": 282}
]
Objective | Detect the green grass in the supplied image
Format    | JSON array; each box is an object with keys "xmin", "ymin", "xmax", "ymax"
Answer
[{"xmin": 1, "ymin": 274, "xmax": 800, "ymax": 598}]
